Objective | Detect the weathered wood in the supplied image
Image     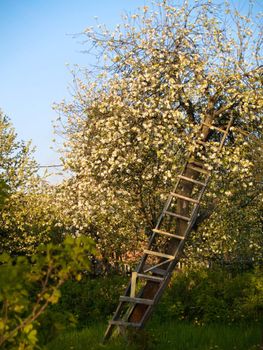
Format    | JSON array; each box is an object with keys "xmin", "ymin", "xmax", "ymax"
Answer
[
  {"xmin": 143, "ymin": 258, "xmax": 175, "ymax": 274},
  {"xmin": 196, "ymin": 140, "xmax": 208, "ymax": 147},
  {"xmin": 136, "ymin": 273, "xmax": 163, "ymax": 282},
  {"xmin": 164, "ymin": 211, "xmax": 190, "ymax": 221},
  {"xmin": 170, "ymin": 192, "xmax": 199, "ymax": 204},
  {"xmin": 109, "ymin": 320, "xmax": 141, "ymax": 327},
  {"xmin": 189, "ymin": 159, "xmax": 204, "ymax": 167},
  {"xmin": 103, "ymin": 117, "xmax": 234, "ymax": 342},
  {"xmin": 142, "ymin": 264, "xmax": 167, "ymax": 276},
  {"xmin": 120, "ymin": 296, "xmax": 154, "ymax": 305},
  {"xmin": 178, "ymin": 175, "xmax": 206, "ymax": 186},
  {"xmin": 186, "ymin": 165, "xmax": 209, "ymax": 175},
  {"xmin": 143, "ymin": 249, "xmax": 174, "ymax": 260},
  {"xmin": 153, "ymin": 228, "xmax": 185, "ymax": 239},
  {"xmin": 130, "ymin": 272, "xmax": 137, "ymax": 298},
  {"xmin": 201, "ymin": 122, "xmax": 227, "ymax": 134}
]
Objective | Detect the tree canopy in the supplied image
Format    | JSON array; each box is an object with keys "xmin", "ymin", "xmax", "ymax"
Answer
[
  {"xmin": 0, "ymin": 112, "xmax": 65, "ymax": 255},
  {"xmin": 54, "ymin": 0, "xmax": 262, "ymax": 265}
]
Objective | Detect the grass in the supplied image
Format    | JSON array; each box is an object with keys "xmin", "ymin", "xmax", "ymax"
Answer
[
  {"xmin": 147, "ymin": 321, "xmax": 262, "ymax": 350},
  {"xmin": 46, "ymin": 321, "xmax": 262, "ymax": 350},
  {"xmin": 46, "ymin": 323, "xmax": 131, "ymax": 350}
]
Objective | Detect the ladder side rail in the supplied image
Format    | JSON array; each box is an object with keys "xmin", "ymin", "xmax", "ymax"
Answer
[
  {"xmin": 218, "ymin": 116, "xmax": 234, "ymax": 150},
  {"xmin": 124, "ymin": 178, "xmax": 210, "ymax": 329},
  {"xmin": 106, "ymin": 180, "xmax": 215, "ymax": 339},
  {"xmin": 138, "ymin": 271, "xmax": 174, "ymax": 328},
  {"xmin": 169, "ymin": 175, "xmax": 210, "ymax": 262},
  {"xmin": 148, "ymin": 161, "xmax": 189, "ymax": 247},
  {"xmin": 148, "ymin": 158, "xmax": 206, "ymax": 249},
  {"xmin": 125, "ymin": 119, "xmax": 232, "ymax": 330},
  {"xmin": 116, "ymin": 172, "xmax": 210, "ymax": 328},
  {"xmin": 104, "ymin": 117, "xmax": 234, "ymax": 341},
  {"xmin": 104, "ymin": 298, "xmax": 129, "ymax": 342},
  {"xmin": 125, "ymin": 272, "xmax": 170, "ymax": 324},
  {"xmin": 134, "ymin": 163, "xmax": 188, "ymax": 276}
]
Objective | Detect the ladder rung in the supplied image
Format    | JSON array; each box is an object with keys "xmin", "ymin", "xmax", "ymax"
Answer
[
  {"xmin": 137, "ymin": 273, "xmax": 164, "ymax": 282},
  {"xmin": 234, "ymin": 127, "xmax": 249, "ymax": 136},
  {"xmin": 120, "ymin": 296, "xmax": 154, "ymax": 305},
  {"xmin": 187, "ymin": 165, "xmax": 209, "ymax": 175},
  {"xmin": 110, "ymin": 320, "xmax": 141, "ymax": 328},
  {"xmin": 152, "ymin": 228, "xmax": 185, "ymax": 240},
  {"xmin": 170, "ymin": 192, "xmax": 200, "ymax": 204},
  {"xmin": 202, "ymin": 122, "xmax": 227, "ymax": 134},
  {"xmin": 144, "ymin": 249, "xmax": 174, "ymax": 260},
  {"xmin": 196, "ymin": 140, "xmax": 207, "ymax": 147},
  {"xmin": 165, "ymin": 211, "xmax": 190, "ymax": 221},
  {"xmin": 189, "ymin": 159, "xmax": 204, "ymax": 167},
  {"xmin": 143, "ymin": 265, "xmax": 167, "ymax": 276},
  {"xmin": 196, "ymin": 140, "xmax": 221, "ymax": 152},
  {"xmin": 178, "ymin": 175, "xmax": 206, "ymax": 186}
]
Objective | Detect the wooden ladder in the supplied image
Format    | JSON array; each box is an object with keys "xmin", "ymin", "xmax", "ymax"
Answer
[{"xmin": 103, "ymin": 117, "xmax": 233, "ymax": 342}]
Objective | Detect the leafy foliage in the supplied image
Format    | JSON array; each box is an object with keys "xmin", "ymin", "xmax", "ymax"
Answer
[
  {"xmin": 0, "ymin": 112, "xmax": 37, "ymax": 191},
  {"xmin": 0, "ymin": 183, "xmax": 67, "ymax": 256},
  {"xmin": 0, "ymin": 236, "xmax": 95, "ymax": 349},
  {"xmin": 54, "ymin": 0, "xmax": 262, "ymax": 265},
  {"xmin": 51, "ymin": 274, "xmax": 128, "ymax": 328},
  {"xmin": 157, "ymin": 267, "xmax": 263, "ymax": 324},
  {"xmin": 0, "ymin": 179, "xmax": 9, "ymax": 209},
  {"xmin": 186, "ymin": 135, "xmax": 263, "ymax": 264},
  {"xmin": 44, "ymin": 266, "xmax": 263, "ymax": 336},
  {"xmin": 0, "ymin": 112, "xmax": 66, "ymax": 256}
]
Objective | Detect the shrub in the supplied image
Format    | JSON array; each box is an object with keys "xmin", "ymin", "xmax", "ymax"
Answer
[
  {"xmin": 0, "ymin": 236, "xmax": 95, "ymax": 349},
  {"xmin": 51, "ymin": 274, "xmax": 129, "ymax": 328},
  {"xmin": 156, "ymin": 267, "xmax": 263, "ymax": 324}
]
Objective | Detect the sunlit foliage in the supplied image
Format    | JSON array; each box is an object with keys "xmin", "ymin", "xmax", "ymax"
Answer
[
  {"xmin": 0, "ymin": 112, "xmax": 64, "ymax": 255},
  {"xmin": 0, "ymin": 236, "xmax": 95, "ymax": 349},
  {"xmin": 54, "ymin": 0, "xmax": 262, "ymax": 265}
]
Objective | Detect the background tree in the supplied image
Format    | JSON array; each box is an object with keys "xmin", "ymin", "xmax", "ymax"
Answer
[
  {"xmin": 0, "ymin": 112, "xmax": 96, "ymax": 348},
  {"xmin": 0, "ymin": 112, "xmax": 64, "ymax": 255},
  {"xmin": 54, "ymin": 0, "xmax": 262, "ymax": 266}
]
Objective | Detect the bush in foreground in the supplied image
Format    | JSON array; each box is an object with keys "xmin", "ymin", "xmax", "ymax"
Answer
[
  {"xmin": 0, "ymin": 236, "xmax": 95, "ymax": 349},
  {"xmin": 47, "ymin": 265, "xmax": 263, "ymax": 339},
  {"xmin": 157, "ymin": 266, "xmax": 263, "ymax": 324}
]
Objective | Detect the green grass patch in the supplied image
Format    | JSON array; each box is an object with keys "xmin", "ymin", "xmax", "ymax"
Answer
[
  {"xmin": 148, "ymin": 321, "xmax": 262, "ymax": 350},
  {"xmin": 45, "ymin": 323, "xmax": 136, "ymax": 350},
  {"xmin": 46, "ymin": 321, "xmax": 262, "ymax": 350}
]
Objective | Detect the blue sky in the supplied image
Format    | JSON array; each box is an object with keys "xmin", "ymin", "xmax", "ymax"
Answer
[
  {"xmin": 0, "ymin": 0, "xmax": 261, "ymax": 179},
  {"xmin": 0, "ymin": 0, "xmax": 145, "ymax": 172}
]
